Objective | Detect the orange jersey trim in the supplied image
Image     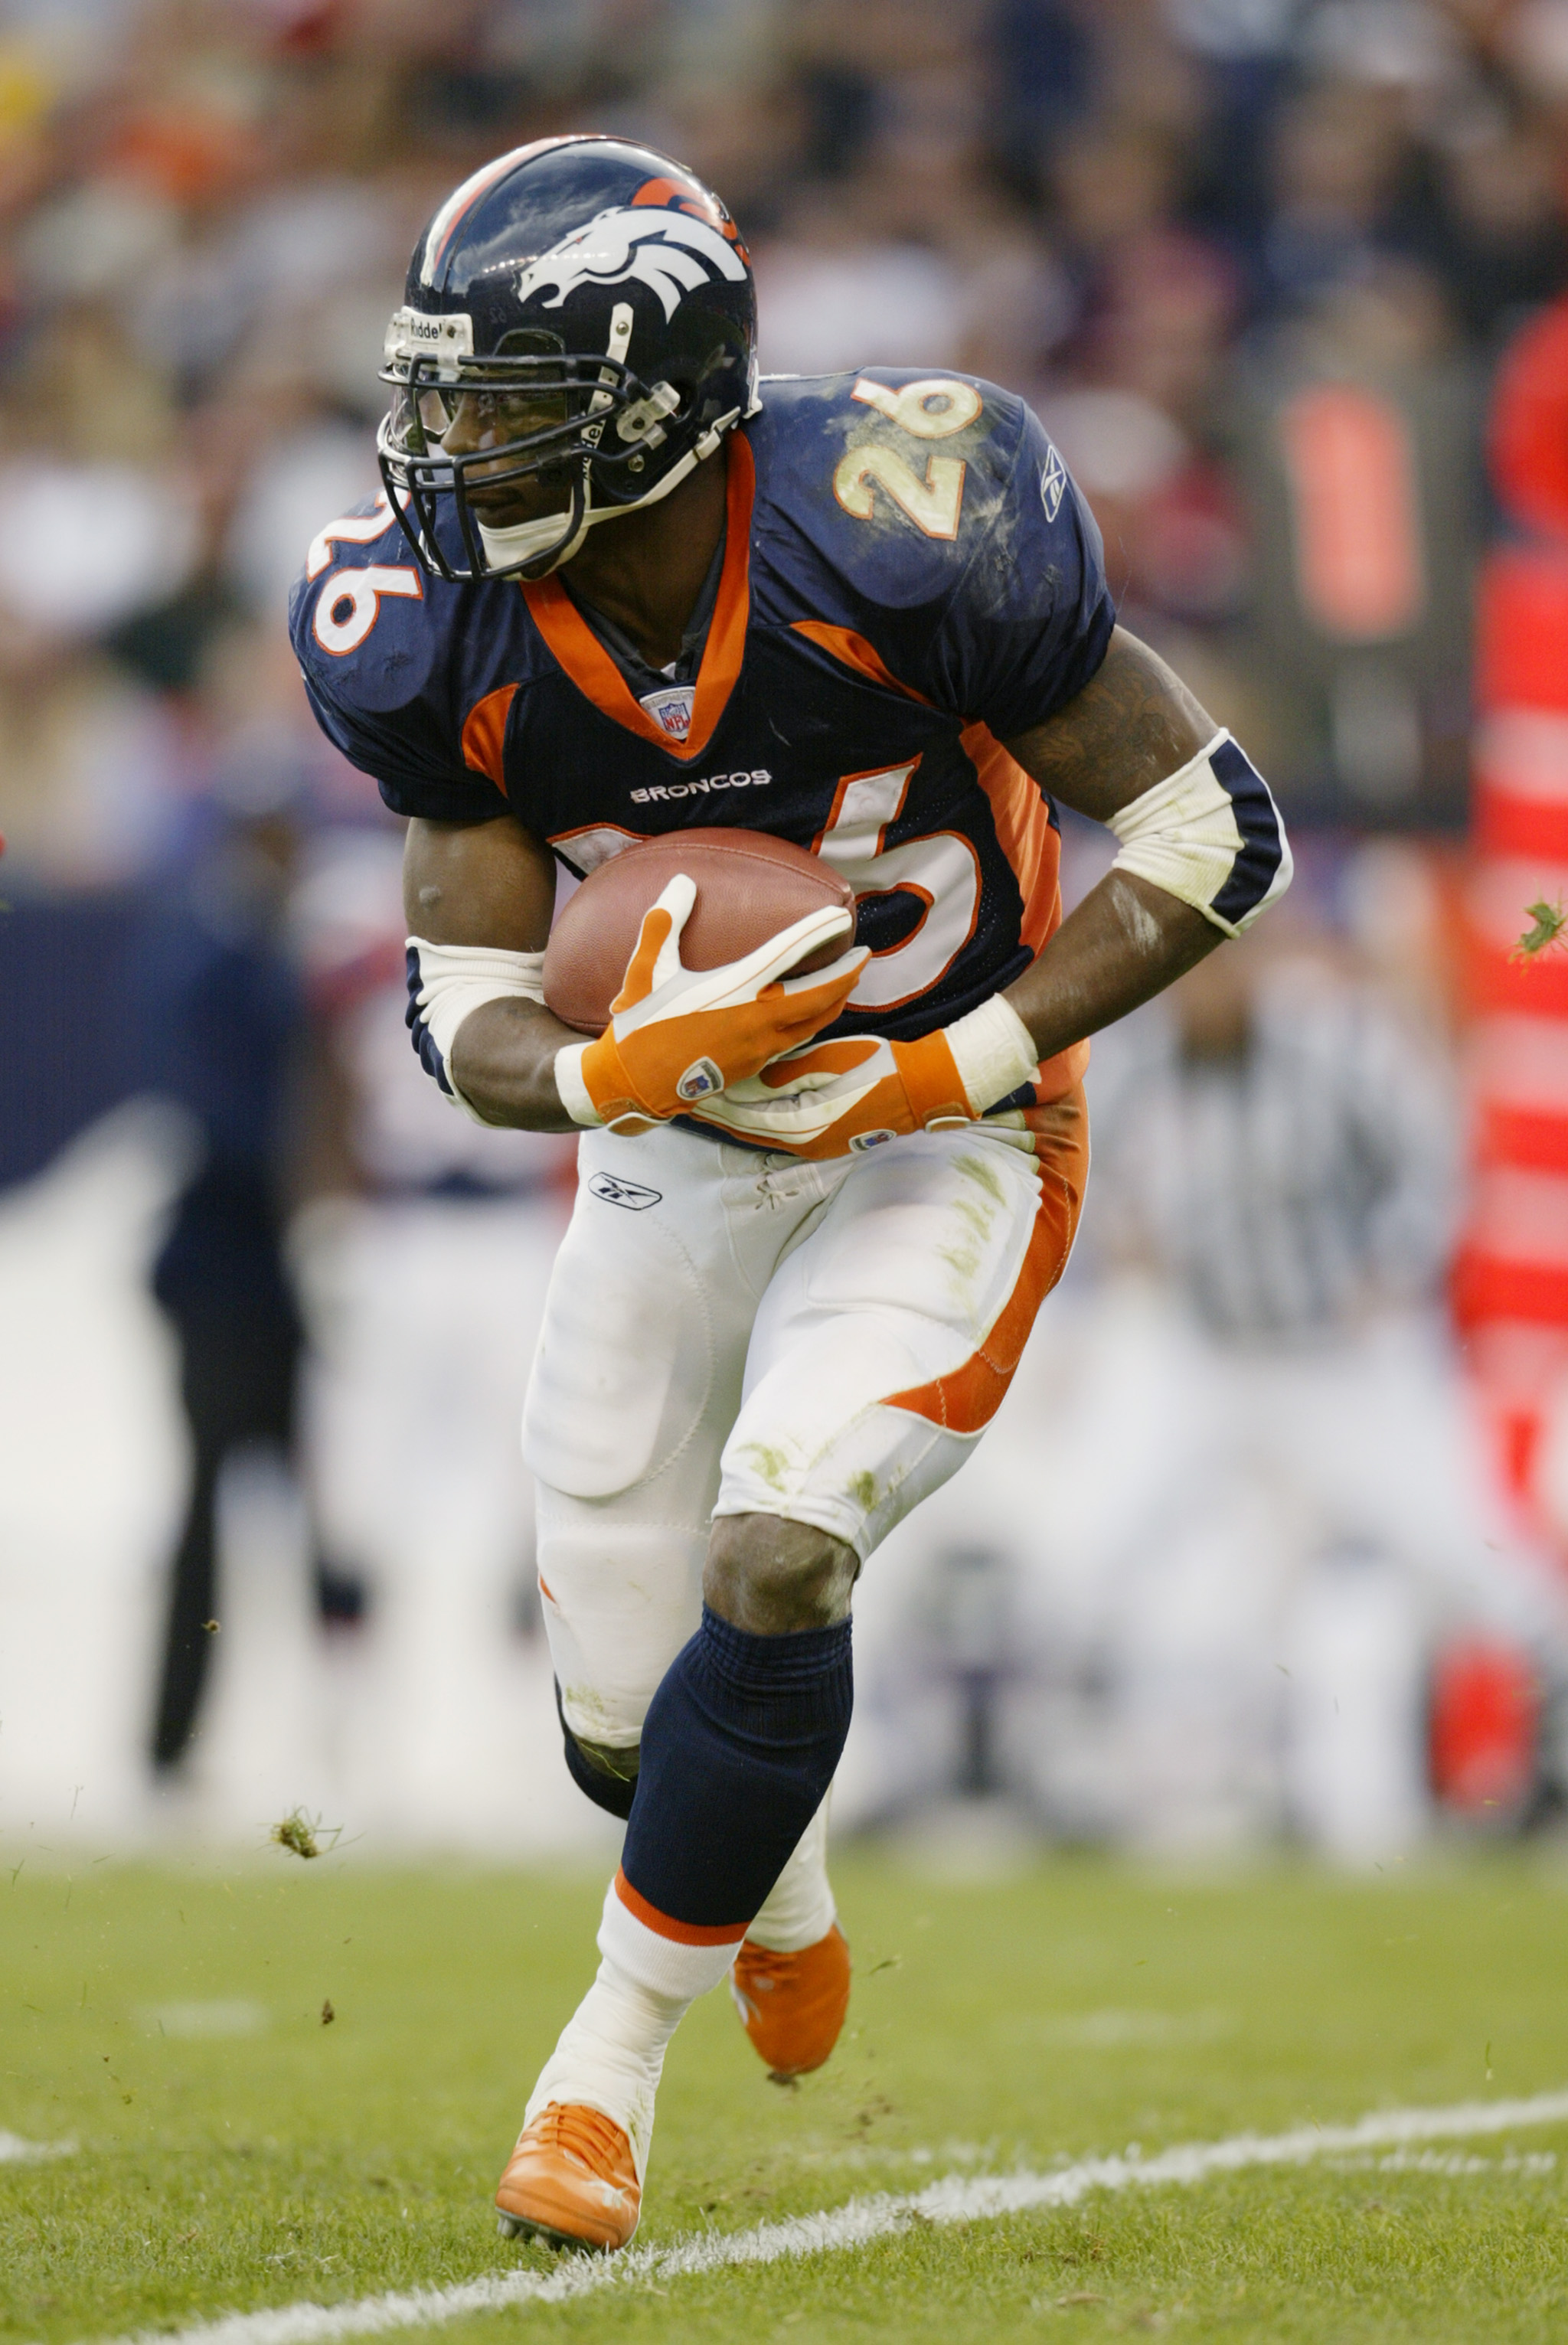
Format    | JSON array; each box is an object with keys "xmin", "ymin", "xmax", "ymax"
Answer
[
  {"xmin": 789, "ymin": 620, "xmax": 933, "ymax": 705},
  {"xmin": 613, "ymin": 1867, "xmax": 750, "ymax": 1947},
  {"xmin": 960, "ymin": 721, "xmax": 1085, "ymax": 1099},
  {"xmin": 962, "ymin": 721, "xmax": 1059, "ymax": 959},
  {"xmin": 522, "ymin": 436, "xmax": 755, "ymax": 764},
  {"xmin": 884, "ymin": 1086, "xmax": 1088, "ymax": 1435},
  {"xmin": 460, "ymin": 683, "xmax": 518, "ymax": 792}
]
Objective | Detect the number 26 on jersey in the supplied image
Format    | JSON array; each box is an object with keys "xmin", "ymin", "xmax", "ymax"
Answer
[{"xmin": 832, "ymin": 377, "xmax": 983, "ymax": 544}]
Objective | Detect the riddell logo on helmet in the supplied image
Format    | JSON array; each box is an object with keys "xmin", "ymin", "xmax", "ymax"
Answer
[
  {"xmin": 514, "ymin": 207, "xmax": 749, "ymax": 324},
  {"xmin": 384, "ymin": 306, "xmax": 475, "ymax": 362}
]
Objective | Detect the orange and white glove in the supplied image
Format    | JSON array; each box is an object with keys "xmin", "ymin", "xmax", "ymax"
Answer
[
  {"xmin": 687, "ymin": 993, "xmax": 1040, "ymax": 1160},
  {"xmin": 554, "ymin": 874, "xmax": 868, "ymax": 1132}
]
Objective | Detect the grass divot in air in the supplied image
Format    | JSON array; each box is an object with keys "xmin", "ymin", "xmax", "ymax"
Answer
[
  {"xmin": 269, "ymin": 1811, "xmax": 342, "ymax": 1861},
  {"xmin": 1511, "ymin": 898, "xmax": 1568, "ymax": 961}
]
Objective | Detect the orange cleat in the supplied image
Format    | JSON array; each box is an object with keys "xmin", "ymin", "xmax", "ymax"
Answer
[
  {"xmin": 495, "ymin": 2102, "xmax": 641, "ymax": 2252},
  {"xmin": 730, "ymin": 1922, "xmax": 851, "ymax": 2079}
]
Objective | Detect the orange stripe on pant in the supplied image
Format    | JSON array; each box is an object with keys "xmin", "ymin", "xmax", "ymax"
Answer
[{"xmin": 884, "ymin": 1086, "xmax": 1089, "ymax": 1435}]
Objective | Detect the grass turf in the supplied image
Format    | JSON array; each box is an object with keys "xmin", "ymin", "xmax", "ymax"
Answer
[{"xmin": 3, "ymin": 1846, "xmax": 1568, "ymax": 2342}]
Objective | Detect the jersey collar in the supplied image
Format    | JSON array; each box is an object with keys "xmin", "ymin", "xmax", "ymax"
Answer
[{"xmin": 521, "ymin": 434, "xmax": 753, "ymax": 765}]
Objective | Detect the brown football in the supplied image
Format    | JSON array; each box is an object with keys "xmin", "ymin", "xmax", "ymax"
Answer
[{"xmin": 543, "ymin": 828, "xmax": 857, "ymax": 1037}]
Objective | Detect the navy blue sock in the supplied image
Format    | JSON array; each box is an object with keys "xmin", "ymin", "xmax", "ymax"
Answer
[{"xmin": 620, "ymin": 1605, "xmax": 852, "ymax": 1931}]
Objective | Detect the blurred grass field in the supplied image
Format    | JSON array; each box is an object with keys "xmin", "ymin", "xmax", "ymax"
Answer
[{"xmin": 4, "ymin": 1845, "xmax": 1568, "ymax": 2343}]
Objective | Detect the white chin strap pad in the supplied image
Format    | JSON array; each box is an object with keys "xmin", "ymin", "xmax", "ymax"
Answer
[
  {"xmin": 1106, "ymin": 730, "xmax": 1292, "ymax": 939},
  {"xmin": 476, "ymin": 492, "xmax": 590, "ymax": 577},
  {"xmin": 476, "ymin": 426, "xmax": 733, "ymax": 580}
]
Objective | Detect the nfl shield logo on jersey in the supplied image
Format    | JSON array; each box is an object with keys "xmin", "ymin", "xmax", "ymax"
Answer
[{"xmin": 640, "ymin": 684, "xmax": 694, "ymax": 742}]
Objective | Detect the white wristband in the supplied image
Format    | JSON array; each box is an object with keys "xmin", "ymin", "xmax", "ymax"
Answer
[
  {"xmin": 406, "ymin": 937, "xmax": 545, "ymax": 1124},
  {"xmin": 944, "ymin": 993, "xmax": 1040, "ymax": 1115},
  {"xmin": 553, "ymin": 1042, "xmax": 603, "ymax": 1128}
]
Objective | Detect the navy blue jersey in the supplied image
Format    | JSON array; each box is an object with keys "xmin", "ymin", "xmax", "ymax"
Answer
[{"xmin": 290, "ymin": 371, "xmax": 1113, "ymax": 1066}]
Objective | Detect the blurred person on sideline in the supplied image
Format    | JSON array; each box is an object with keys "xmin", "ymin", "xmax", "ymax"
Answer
[
  {"xmin": 138, "ymin": 756, "xmax": 318, "ymax": 1771},
  {"xmin": 1016, "ymin": 890, "xmax": 1567, "ymax": 1854},
  {"xmin": 284, "ymin": 810, "xmax": 577, "ymax": 1841},
  {"xmin": 849, "ymin": 858, "xmax": 1568, "ymax": 1853}
]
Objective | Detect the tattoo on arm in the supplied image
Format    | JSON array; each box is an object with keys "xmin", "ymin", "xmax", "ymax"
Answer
[{"xmin": 1002, "ymin": 626, "xmax": 1217, "ymax": 822}]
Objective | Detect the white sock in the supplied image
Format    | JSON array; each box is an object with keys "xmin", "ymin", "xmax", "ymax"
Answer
[
  {"xmin": 746, "ymin": 1793, "xmax": 837, "ymax": 1953},
  {"xmin": 522, "ymin": 1811, "xmax": 835, "ymax": 2183},
  {"xmin": 524, "ymin": 1867, "xmax": 748, "ymax": 2184},
  {"xmin": 523, "ymin": 1950, "xmax": 688, "ymax": 2185}
]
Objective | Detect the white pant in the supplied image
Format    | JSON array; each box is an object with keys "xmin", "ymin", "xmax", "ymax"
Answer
[{"xmin": 523, "ymin": 1102, "xmax": 1087, "ymax": 1752}]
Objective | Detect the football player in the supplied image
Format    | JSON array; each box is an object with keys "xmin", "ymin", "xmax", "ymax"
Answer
[{"xmin": 290, "ymin": 135, "xmax": 1290, "ymax": 2253}]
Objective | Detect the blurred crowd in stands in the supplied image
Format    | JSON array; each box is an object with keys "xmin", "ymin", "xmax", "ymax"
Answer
[
  {"xmin": 5, "ymin": 0, "xmax": 1568, "ymax": 1851},
  {"xmin": 7, "ymin": 0, "xmax": 1568, "ymax": 1109},
  {"xmin": 0, "ymin": 0, "xmax": 1563, "ymax": 872},
  {"xmin": 2, "ymin": 0, "xmax": 1567, "ymax": 909}
]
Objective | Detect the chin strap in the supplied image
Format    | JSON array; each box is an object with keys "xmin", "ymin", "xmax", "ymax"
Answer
[
  {"xmin": 476, "ymin": 404, "xmax": 746, "ymax": 583},
  {"xmin": 471, "ymin": 295, "xmax": 743, "ymax": 582},
  {"xmin": 475, "ymin": 466, "xmax": 593, "ymax": 580}
]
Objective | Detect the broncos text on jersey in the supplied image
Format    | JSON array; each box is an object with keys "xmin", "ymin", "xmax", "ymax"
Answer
[{"xmin": 289, "ymin": 370, "xmax": 1115, "ymax": 1085}]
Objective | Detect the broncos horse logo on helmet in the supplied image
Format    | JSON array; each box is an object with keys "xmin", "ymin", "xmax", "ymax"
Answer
[
  {"xmin": 515, "ymin": 206, "xmax": 750, "ymax": 323},
  {"xmin": 377, "ymin": 136, "xmax": 759, "ymax": 585}
]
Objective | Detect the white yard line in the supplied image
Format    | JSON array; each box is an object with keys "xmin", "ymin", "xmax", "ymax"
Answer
[
  {"xmin": 0, "ymin": 2132, "xmax": 77, "ymax": 2164},
  {"xmin": 71, "ymin": 2088, "xmax": 1568, "ymax": 2345}
]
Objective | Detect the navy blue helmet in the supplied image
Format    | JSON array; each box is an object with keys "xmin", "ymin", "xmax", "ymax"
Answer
[{"xmin": 377, "ymin": 135, "xmax": 759, "ymax": 583}]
